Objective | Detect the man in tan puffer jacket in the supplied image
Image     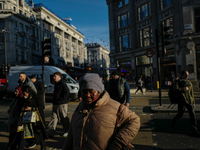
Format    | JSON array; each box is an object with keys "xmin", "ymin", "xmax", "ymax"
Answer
[{"xmin": 62, "ymin": 73, "xmax": 140, "ymax": 150}]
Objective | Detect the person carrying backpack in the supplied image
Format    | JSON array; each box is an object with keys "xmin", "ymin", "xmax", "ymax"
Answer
[
  {"xmin": 171, "ymin": 70, "xmax": 200, "ymax": 136},
  {"xmin": 107, "ymin": 69, "xmax": 130, "ymax": 107}
]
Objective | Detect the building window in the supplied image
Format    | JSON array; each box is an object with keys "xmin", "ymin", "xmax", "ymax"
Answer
[
  {"xmin": 72, "ymin": 46, "xmax": 75, "ymax": 52},
  {"xmin": 25, "ymin": 38, "xmax": 28, "ymax": 47},
  {"xmin": 72, "ymin": 37, "xmax": 76, "ymax": 43},
  {"xmin": 20, "ymin": 36, "xmax": 24, "ymax": 46},
  {"xmin": 56, "ymin": 38, "xmax": 59, "ymax": 47},
  {"xmin": 64, "ymin": 33, "xmax": 70, "ymax": 39},
  {"xmin": 138, "ymin": 3, "xmax": 151, "ymax": 21},
  {"xmin": 195, "ymin": 9, "xmax": 200, "ymax": 33},
  {"xmin": 44, "ymin": 31, "xmax": 50, "ymax": 38},
  {"xmin": 55, "ymin": 27, "xmax": 61, "ymax": 35},
  {"xmin": 160, "ymin": 0, "xmax": 172, "ymax": 10},
  {"xmin": 24, "ymin": 13, "xmax": 26, "ymax": 17},
  {"xmin": 0, "ymin": 34, "xmax": 4, "ymax": 43},
  {"xmin": 15, "ymin": 34, "xmax": 17, "ymax": 44},
  {"xmin": 118, "ymin": 16, "xmax": 121, "ymax": 28},
  {"xmin": 31, "ymin": 26, "xmax": 35, "ymax": 36},
  {"xmin": 43, "ymin": 21, "xmax": 52, "ymax": 31},
  {"xmin": 19, "ymin": 10, "xmax": 22, "ymax": 15},
  {"xmin": 162, "ymin": 17, "xmax": 173, "ymax": 38},
  {"xmin": 117, "ymin": 12, "xmax": 130, "ymax": 28},
  {"xmin": 13, "ymin": 6, "xmax": 16, "ymax": 12},
  {"xmin": 16, "ymin": 50, "xmax": 18, "ymax": 62},
  {"xmin": 139, "ymin": 27, "xmax": 153, "ymax": 47},
  {"xmin": 19, "ymin": 23, "xmax": 23, "ymax": 31},
  {"xmin": 26, "ymin": 52, "xmax": 28, "ymax": 61},
  {"xmin": 65, "ymin": 42, "xmax": 68, "ymax": 50},
  {"xmin": 21, "ymin": 51, "xmax": 25, "ymax": 61},
  {"xmin": 25, "ymin": 26, "xmax": 28, "ymax": 32},
  {"xmin": 37, "ymin": 42, "xmax": 39, "ymax": 51},
  {"xmin": 0, "ymin": 3, "xmax": 3, "ymax": 9},
  {"xmin": 118, "ymin": 0, "xmax": 129, "ymax": 8},
  {"xmin": 32, "ymin": 40, "xmax": 36, "ymax": 50},
  {"xmin": 14, "ymin": 21, "xmax": 17, "ymax": 28},
  {"xmin": 118, "ymin": 34, "xmax": 131, "ymax": 51}
]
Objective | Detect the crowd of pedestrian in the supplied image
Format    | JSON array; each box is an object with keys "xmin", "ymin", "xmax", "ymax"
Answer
[{"xmin": 6, "ymin": 68, "xmax": 198, "ymax": 150}]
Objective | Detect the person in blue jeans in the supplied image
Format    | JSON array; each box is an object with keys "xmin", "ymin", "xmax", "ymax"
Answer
[{"xmin": 107, "ymin": 69, "xmax": 130, "ymax": 107}]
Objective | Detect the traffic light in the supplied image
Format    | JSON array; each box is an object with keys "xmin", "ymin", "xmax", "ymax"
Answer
[
  {"xmin": 84, "ymin": 63, "xmax": 92, "ymax": 73},
  {"xmin": 161, "ymin": 24, "xmax": 173, "ymax": 56},
  {"xmin": 1, "ymin": 64, "xmax": 10, "ymax": 74},
  {"xmin": 2, "ymin": 63, "xmax": 5, "ymax": 74},
  {"xmin": 42, "ymin": 37, "xmax": 51, "ymax": 63}
]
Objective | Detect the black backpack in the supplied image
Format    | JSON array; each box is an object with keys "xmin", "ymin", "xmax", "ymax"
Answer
[{"xmin": 168, "ymin": 79, "xmax": 179, "ymax": 104}]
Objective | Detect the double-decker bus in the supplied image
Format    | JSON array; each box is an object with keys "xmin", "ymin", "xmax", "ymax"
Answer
[{"xmin": 64, "ymin": 66, "xmax": 85, "ymax": 80}]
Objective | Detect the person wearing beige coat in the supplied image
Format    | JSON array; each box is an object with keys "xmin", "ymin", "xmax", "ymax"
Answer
[{"xmin": 62, "ymin": 73, "xmax": 140, "ymax": 150}]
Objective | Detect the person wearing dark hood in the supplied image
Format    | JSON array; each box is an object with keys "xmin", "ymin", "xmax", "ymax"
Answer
[
  {"xmin": 18, "ymin": 72, "xmax": 37, "ymax": 94},
  {"xmin": 107, "ymin": 69, "xmax": 130, "ymax": 107},
  {"xmin": 30, "ymin": 76, "xmax": 45, "ymax": 109},
  {"xmin": 62, "ymin": 73, "xmax": 140, "ymax": 150},
  {"xmin": 172, "ymin": 70, "xmax": 199, "ymax": 136},
  {"xmin": 6, "ymin": 87, "xmax": 25, "ymax": 150},
  {"xmin": 48, "ymin": 72, "xmax": 70, "ymax": 138}
]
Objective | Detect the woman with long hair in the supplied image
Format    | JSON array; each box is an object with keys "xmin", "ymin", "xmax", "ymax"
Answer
[{"xmin": 21, "ymin": 85, "xmax": 48, "ymax": 150}]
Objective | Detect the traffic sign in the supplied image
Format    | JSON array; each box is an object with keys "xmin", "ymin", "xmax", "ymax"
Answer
[
  {"xmin": 44, "ymin": 56, "xmax": 49, "ymax": 63},
  {"xmin": 145, "ymin": 49, "xmax": 155, "ymax": 58}
]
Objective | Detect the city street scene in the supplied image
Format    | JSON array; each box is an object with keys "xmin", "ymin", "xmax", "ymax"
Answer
[{"xmin": 1, "ymin": 0, "xmax": 200, "ymax": 150}]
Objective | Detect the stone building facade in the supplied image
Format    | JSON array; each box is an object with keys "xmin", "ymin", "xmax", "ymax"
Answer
[
  {"xmin": 0, "ymin": 0, "xmax": 87, "ymax": 69},
  {"xmin": 86, "ymin": 43, "xmax": 110, "ymax": 78},
  {"xmin": 106, "ymin": 0, "xmax": 200, "ymax": 89}
]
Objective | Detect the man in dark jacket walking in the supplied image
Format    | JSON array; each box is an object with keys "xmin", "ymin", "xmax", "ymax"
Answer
[
  {"xmin": 48, "ymin": 72, "xmax": 70, "ymax": 138},
  {"xmin": 18, "ymin": 72, "xmax": 37, "ymax": 94},
  {"xmin": 30, "ymin": 76, "xmax": 45, "ymax": 109},
  {"xmin": 107, "ymin": 69, "xmax": 130, "ymax": 107}
]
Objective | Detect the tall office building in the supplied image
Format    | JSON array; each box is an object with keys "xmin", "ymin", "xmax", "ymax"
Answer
[{"xmin": 107, "ymin": 0, "xmax": 200, "ymax": 89}]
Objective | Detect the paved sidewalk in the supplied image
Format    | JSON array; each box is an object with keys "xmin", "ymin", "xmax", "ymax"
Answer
[{"xmin": 130, "ymin": 89, "xmax": 200, "ymax": 113}]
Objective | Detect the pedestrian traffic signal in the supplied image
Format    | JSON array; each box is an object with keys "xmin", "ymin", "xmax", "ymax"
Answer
[
  {"xmin": 42, "ymin": 37, "xmax": 51, "ymax": 63},
  {"xmin": 161, "ymin": 25, "xmax": 173, "ymax": 56}
]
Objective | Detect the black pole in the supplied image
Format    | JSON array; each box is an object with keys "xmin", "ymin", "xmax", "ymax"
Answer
[
  {"xmin": 155, "ymin": 28, "xmax": 162, "ymax": 106},
  {"xmin": 150, "ymin": 58, "xmax": 153, "ymax": 92},
  {"xmin": 41, "ymin": 41, "xmax": 45, "ymax": 104},
  {"xmin": 3, "ymin": 27, "xmax": 8, "ymax": 88}
]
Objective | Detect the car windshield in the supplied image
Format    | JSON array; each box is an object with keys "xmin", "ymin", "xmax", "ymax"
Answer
[{"xmin": 62, "ymin": 74, "xmax": 76, "ymax": 83}]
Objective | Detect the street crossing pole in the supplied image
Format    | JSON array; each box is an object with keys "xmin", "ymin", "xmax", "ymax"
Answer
[{"xmin": 155, "ymin": 28, "xmax": 162, "ymax": 106}]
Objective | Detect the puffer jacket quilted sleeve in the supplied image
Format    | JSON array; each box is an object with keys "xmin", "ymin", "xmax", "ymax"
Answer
[
  {"xmin": 113, "ymin": 104, "xmax": 140, "ymax": 147},
  {"xmin": 62, "ymin": 91, "xmax": 140, "ymax": 150}
]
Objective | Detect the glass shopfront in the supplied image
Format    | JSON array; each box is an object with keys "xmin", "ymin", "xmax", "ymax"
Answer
[
  {"xmin": 160, "ymin": 49, "xmax": 176, "ymax": 86},
  {"xmin": 135, "ymin": 55, "xmax": 152, "ymax": 86},
  {"xmin": 117, "ymin": 58, "xmax": 132, "ymax": 81}
]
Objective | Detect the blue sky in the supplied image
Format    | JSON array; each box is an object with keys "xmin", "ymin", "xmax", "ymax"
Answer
[{"xmin": 32, "ymin": 0, "xmax": 110, "ymax": 50}]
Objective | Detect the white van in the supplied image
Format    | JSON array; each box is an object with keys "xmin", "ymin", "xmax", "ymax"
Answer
[{"xmin": 8, "ymin": 66, "xmax": 79, "ymax": 101}]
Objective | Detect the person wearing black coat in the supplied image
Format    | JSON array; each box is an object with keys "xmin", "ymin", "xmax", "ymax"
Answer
[
  {"xmin": 30, "ymin": 76, "xmax": 45, "ymax": 109},
  {"xmin": 21, "ymin": 85, "xmax": 48, "ymax": 150},
  {"xmin": 48, "ymin": 72, "xmax": 70, "ymax": 138}
]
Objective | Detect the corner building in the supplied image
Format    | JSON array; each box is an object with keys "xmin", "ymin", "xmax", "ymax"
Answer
[
  {"xmin": 107, "ymin": 0, "xmax": 200, "ymax": 89},
  {"xmin": 0, "ymin": 0, "xmax": 87, "ymax": 68}
]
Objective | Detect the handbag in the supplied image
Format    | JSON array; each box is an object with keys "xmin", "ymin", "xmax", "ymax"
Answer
[
  {"xmin": 114, "ymin": 104, "xmax": 135, "ymax": 150},
  {"xmin": 22, "ymin": 111, "xmax": 37, "ymax": 123}
]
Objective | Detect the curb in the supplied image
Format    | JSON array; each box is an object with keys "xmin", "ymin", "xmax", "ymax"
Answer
[{"xmin": 151, "ymin": 104, "xmax": 200, "ymax": 113}]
